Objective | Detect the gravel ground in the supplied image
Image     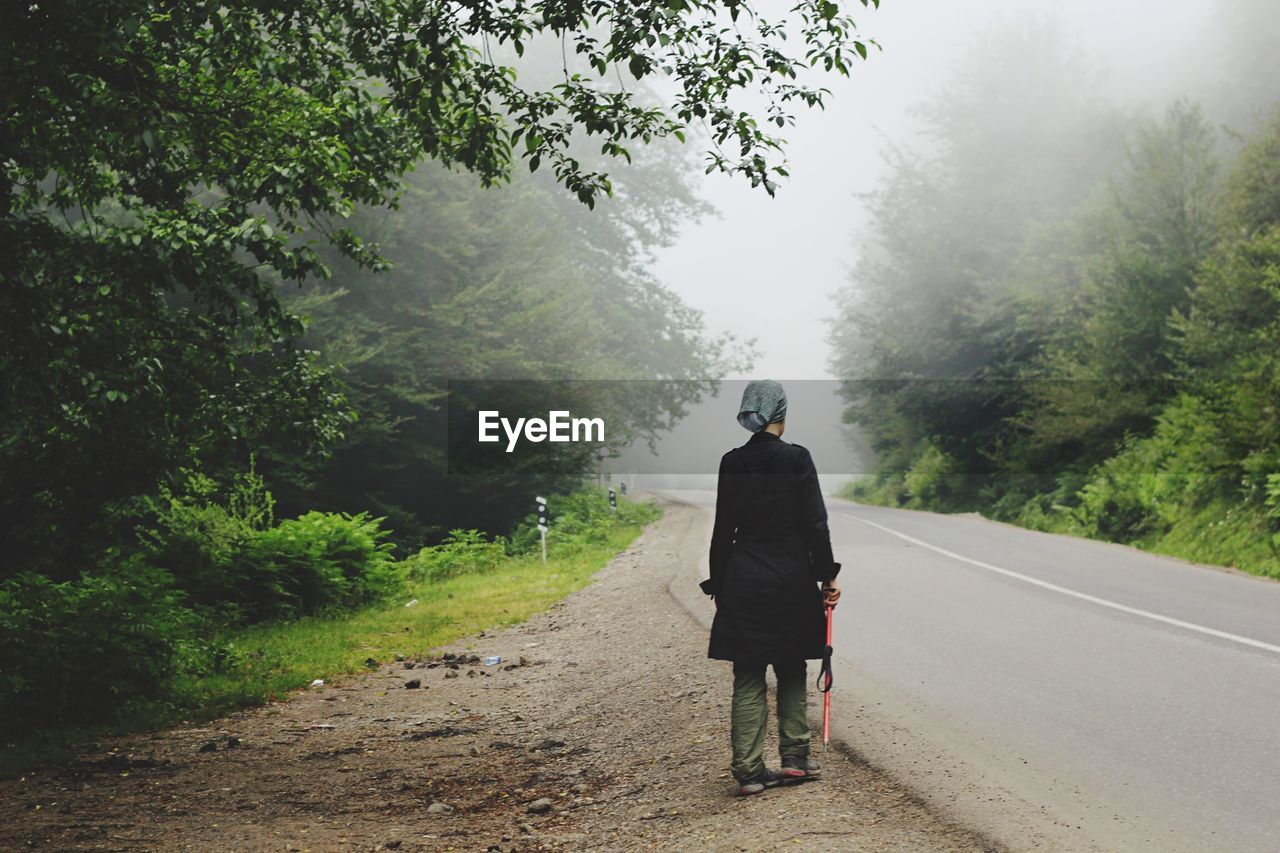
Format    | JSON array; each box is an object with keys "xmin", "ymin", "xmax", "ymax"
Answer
[{"xmin": 1, "ymin": 498, "xmax": 998, "ymax": 851}]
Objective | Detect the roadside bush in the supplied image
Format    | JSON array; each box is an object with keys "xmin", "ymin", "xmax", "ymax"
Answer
[
  {"xmin": 1267, "ymin": 474, "xmax": 1280, "ymax": 515},
  {"xmin": 840, "ymin": 474, "xmax": 907, "ymax": 506},
  {"xmin": 842, "ymin": 443, "xmax": 968, "ymax": 510},
  {"xmin": 138, "ymin": 469, "xmax": 273, "ymax": 619},
  {"xmin": 0, "ymin": 561, "xmax": 204, "ymax": 734},
  {"xmin": 902, "ymin": 443, "xmax": 963, "ymax": 508},
  {"xmin": 404, "ymin": 529, "xmax": 508, "ymax": 582},
  {"xmin": 1002, "ymin": 470, "xmax": 1091, "ymax": 533},
  {"xmin": 140, "ymin": 470, "xmax": 399, "ymax": 623},
  {"xmin": 1072, "ymin": 448, "xmax": 1163, "ymax": 540},
  {"xmin": 1071, "ymin": 395, "xmax": 1229, "ymax": 541},
  {"xmin": 242, "ymin": 512, "xmax": 400, "ymax": 620},
  {"xmin": 508, "ymin": 488, "xmax": 659, "ymax": 556}
]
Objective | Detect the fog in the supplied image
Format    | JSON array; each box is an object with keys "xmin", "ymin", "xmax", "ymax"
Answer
[
  {"xmin": 591, "ymin": 0, "xmax": 1280, "ymax": 488},
  {"xmin": 652, "ymin": 0, "xmax": 1250, "ymax": 380},
  {"xmin": 609, "ymin": 380, "xmax": 873, "ymax": 493}
]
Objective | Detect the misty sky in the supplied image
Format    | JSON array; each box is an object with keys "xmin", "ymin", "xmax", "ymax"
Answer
[{"xmin": 652, "ymin": 0, "xmax": 1211, "ymax": 379}]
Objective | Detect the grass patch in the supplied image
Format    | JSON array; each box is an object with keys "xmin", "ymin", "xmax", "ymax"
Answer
[
  {"xmin": 2, "ymin": 501, "xmax": 658, "ymax": 777},
  {"xmin": 1144, "ymin": 500, "xmax": 1280, "ymax": 579},
  {"xmin": 177, "ymin": 523, "xmax": 648, "ymax": 706}
]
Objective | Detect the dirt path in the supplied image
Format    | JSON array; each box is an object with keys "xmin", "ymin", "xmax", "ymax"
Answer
[{"xmin": 2, "ymin": 498, "xmax": 996, "ymax": 851}]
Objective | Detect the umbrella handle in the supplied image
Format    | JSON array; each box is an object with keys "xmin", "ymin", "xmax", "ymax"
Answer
[{"xmin": 817, "ymin": 605, "xmax": 834, "ymax": 693}]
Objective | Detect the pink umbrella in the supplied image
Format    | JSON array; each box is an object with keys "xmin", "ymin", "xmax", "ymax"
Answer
[{"xmin": 819, "ymin": 604, "xmax": 834, "ymax": 749}]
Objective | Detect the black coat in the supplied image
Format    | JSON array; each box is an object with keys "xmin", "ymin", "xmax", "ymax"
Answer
[{"xmin": 701, "ymin": 431, "xmax": 841, "ymax": 663}]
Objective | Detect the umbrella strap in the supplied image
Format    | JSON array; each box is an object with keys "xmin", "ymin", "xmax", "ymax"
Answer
[{"xmin": 817, "ymin": 644, "xmax": 834, "ymax": 693}]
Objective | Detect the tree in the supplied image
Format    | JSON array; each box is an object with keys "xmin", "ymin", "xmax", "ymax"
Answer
[
  {"xmin": 265, "ymin": 148, "xmax": 746, "ymax": 545},
  {"xmin": 2, "ymin": 0, "xmax": 878, "ymax": 575},
  {"xmin": 1018, "ymin": 102, "xmax": 1220, "ymax": 467},
  {"xmin": 1171, "ymin": 109, "xmax": 1280, "ymax": 499},
  {"xmin": 828, "ymin": 20, "xmax": 1123, "ymax": 500}
]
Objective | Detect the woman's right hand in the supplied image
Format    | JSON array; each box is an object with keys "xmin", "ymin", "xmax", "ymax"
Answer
[{"xmin": 822, "ymin": 581, "xmax": 841, "ymax": 608}]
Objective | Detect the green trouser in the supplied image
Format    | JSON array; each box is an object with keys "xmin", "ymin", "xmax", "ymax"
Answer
[{"xmin": 730, "ymin": 661, "xmax": 810, "ymax": 781}]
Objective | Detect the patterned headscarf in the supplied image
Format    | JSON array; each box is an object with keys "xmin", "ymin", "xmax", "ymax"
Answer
[{"xmin": 736, "ymin": 380, "xmax": 788, "ymax": 432}]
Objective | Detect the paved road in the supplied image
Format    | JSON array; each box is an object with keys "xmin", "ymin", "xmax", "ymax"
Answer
[{"xmin": 662, "ymin": 491, "xmax": 1280, "ymax": 852}]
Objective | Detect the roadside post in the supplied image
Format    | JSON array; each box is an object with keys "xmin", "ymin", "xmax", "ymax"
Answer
[
  {"xmin": 608, "ymin": 488, "xmax": 617, "ymax": 514},
  {"xmin": 536, "ymin": 496, "xmax": 548, "ymax": 563}
]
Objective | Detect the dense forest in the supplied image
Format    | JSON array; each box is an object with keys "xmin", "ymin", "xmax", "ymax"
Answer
[
  {"xmin": 831, "ymin": 16, "xmax": 1280, "ymax": 579},
  {"xmin": 1, "ymin": 0, "xmax": 877, "ymax": 736},
  {"xmin": 265, "ymin": 143, "xmax": 744, "ymax": 548}
]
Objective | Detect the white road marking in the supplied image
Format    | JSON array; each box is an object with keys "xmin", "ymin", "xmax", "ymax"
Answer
[{"xmin": 842, "ymin": 513, "xmax": 1280, "ymax": 656}]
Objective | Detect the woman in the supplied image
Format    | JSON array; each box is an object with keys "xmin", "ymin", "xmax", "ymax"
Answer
[{"xmin": 700, "ymin": 379, "xmax": 842, "ymax": 795}]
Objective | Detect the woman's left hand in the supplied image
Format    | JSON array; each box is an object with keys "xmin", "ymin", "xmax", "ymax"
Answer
[{"xmin": 822, "ymin": 581, "xmax": 841, "ymax": 608}]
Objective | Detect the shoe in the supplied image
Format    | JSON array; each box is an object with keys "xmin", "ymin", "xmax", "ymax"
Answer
[
  {"xmin": 736, "ymin": 768, "xmax": 782, "ymax": 796},
  {"xmin": 780, "ymin": 754, "xmax": 822, "ymax": 781}
]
